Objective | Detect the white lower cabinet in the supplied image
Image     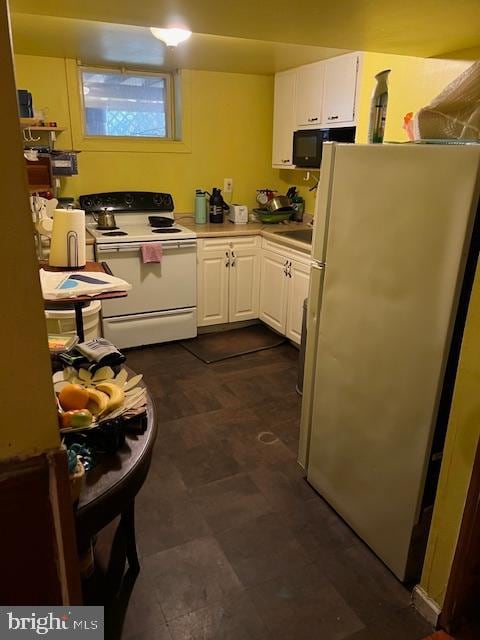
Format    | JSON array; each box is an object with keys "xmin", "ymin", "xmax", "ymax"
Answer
[
  {"xmin": 285, "ymin": 259, "xmax": 310, "ymax": 343},
  {"xmin": 197, "ymin": 236, "xmax": 260, "ymax": 327},
  {"xmin": 259, "ymin": 242, "xmax": 311, "ymax": 344},
  {"xmin": 258, "ymin": 250, "xmax": 289, "ymax": 333}
]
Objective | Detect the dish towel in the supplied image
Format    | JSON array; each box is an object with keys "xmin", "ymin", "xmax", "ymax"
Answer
[{"xmin": 141, "ymin": 242, "xmax": 163, "ymax": 264}]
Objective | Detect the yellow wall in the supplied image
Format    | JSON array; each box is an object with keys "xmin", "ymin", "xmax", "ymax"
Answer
[
  {"xmin": 14, "ymin": 54, "xmax": 283, "ymax": 212},
  {"xmin": 356, "ymin": 53, "xmax": 471, "ymax": 143},
  {"xmin": 420, "ymin": 261, "xmax": 480, "ymax": 607},
  {"xmin": 1, "ymin": 18, "xmax": 60, "ymax": 457}
]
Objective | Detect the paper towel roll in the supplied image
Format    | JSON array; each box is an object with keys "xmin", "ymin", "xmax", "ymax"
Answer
[{"xmin": 49, "ymin": 209, "xmax": 86, "ymax": 268}]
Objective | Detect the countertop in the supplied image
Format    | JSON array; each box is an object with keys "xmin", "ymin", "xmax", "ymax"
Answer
[
  {"xmin": 85, "ymin": 218, "xmax": 313, "ymax": 254},
  {"xmin": 179, "ymin": 217, "xmax": 313, "ymax": 254}
]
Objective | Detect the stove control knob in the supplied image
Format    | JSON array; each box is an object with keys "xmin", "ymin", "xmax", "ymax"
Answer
[
  {"xmin": 152, "ymin": 193, "xmax": 164, "ymax": 207},
  {"xmin": 93, "ymin": 196, "xmax": 103, "ymax": 208},
  {"xmin": 124, "ymin": 193, "xmax": 134, "ymax": 207},
  {"xmin": 83, "ymin": 198, "xmax": 93, "ymax": 209}
]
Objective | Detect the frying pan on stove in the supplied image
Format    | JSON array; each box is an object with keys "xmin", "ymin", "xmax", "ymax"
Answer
[{"xmin": 148, "ymin": 215, "xmax": 174, "ymax": 228}]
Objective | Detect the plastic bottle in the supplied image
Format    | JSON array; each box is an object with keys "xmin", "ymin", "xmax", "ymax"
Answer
[
  {"xmin": 194, "ymin": 190, "xmax": 207, "ymax": 224},
  {"xmin": 292, "ymin": 195, "xmax": 305, "ymax": 222},
  {"xmin": 209, "ymin": 188, "xmax": 225, "ymax": 224},
  {"xmin": 368, "ymin": 69, "xmax": 391, "ymax": 144}
]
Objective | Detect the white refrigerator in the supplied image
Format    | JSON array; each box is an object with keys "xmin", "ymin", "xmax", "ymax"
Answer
[{"xmin": 299, "ymin": 142, "xmax": 480, "ymax": 582}]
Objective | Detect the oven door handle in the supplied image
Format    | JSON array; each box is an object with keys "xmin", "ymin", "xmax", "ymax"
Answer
[
  {"xmin": 105, "ymin": 308, "xmax": 195, "ymax": 322},
  {"xmin": 96, "ymin": 240, "xmax": 197, "ymax": 253}
]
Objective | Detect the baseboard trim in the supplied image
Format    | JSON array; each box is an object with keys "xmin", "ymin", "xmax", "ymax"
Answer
[{"xmin": 413, "ymin": 585, "xmax": 441, "ymax": 626}]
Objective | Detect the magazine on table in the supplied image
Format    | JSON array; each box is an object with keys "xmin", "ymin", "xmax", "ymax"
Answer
[{"xmin": 40, "ymin": 269, "xmax": 132, "ymax": 300}]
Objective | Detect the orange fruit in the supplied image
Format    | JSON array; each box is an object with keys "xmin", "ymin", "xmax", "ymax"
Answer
[{"xmin": 58, "ymin": 383, "xmax": 89, "ymax": 411}]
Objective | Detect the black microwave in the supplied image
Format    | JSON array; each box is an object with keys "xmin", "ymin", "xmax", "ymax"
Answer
[{"xmin": 293, "ymin": 126, "xmax": 356, "ymax": 168}]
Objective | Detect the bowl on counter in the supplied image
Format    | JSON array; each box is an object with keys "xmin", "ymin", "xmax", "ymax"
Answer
[
  {"xmin": 253, "ymin": 208, "xmax": 294, "ymax": 224},
  {"xmin": 265, "ymin": 195, "xmax": 292, "ymax": 213}
]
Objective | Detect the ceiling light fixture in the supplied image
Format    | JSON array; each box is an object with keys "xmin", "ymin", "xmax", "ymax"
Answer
[{"xmin": 150, "ymin": 27, "xmax": 192, "ymax": 48}]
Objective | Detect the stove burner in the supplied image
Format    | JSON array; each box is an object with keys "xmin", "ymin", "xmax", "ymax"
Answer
[
  {"xmin": 97, "ymin": 225, "xmax": 119, "ymax": 231},
  {"xmin": 152, "ymin": 228, "xmax": 182, "ymax": 234},
  {"xmin": 102, "ymin": 231, "xmax": 128, "ymax": 236}
]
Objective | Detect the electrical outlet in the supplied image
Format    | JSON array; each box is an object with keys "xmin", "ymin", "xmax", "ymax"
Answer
[{"xmin": 224, "ymin": 178, "xmax": 233, "ymax": 193}]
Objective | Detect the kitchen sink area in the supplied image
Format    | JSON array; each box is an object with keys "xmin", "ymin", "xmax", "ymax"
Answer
[{"xmin": 275, "ymin": 228, "xmax": 313, "ymax": 244}]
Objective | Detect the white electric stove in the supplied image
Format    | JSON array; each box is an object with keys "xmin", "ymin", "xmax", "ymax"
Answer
[
  {"xmin": 86, "ymin": 213, "xmax": 196, "ymax": 243},
  {"xmin": 80, "ymin": 191, "xmax": 197, "ymax": 349}
]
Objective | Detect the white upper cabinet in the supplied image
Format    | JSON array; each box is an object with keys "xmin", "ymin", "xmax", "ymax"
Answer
[
  {"xmin": 295, "ymin": 62, "xmax": 325, "ymax": 128},
  {"xmin": 272, "ymin": 70, "xmax": 296, "ymax": 168},
  {"xmin": 322, "ymin": 53, "xmax": 360, "ymax": 127}
]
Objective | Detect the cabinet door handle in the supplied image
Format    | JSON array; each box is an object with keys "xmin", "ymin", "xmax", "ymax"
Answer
[
  {"xmin": 308, "ymin": 117, "xmax": 318, "ymax": 122},
  {"xmin": 328, "ymin": 115, "xmax": 339, "ymax": 120},
  {"xmin": 288, "ymin": 261, "xmax": 292, "ymax": 278},
  {"xmin": 231, "ymin": 250, "xmax": 236, "ymax": 267},
  {"xmin": 225, "ymin": 250, "xmax": 230, "ymax": 267},
  {"xmin": 283, "ymin": 260, "xmax": 288, "ymax": 276},
  {"xmin": 282, "ymin": 159, "xmax": 290, "ymax": 163}
]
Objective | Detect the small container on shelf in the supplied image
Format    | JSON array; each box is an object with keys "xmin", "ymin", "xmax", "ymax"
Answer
[{"xmin": 48, "ymin": 333, "xmax": 79, "ymax": 354}]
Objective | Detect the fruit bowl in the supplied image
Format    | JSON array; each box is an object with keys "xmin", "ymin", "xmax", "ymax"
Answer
[{"xmin": 53, "ymin": 365, "xmax": 146, "ymax": 434}]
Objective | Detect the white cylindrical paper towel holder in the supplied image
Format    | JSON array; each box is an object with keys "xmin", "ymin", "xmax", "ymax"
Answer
[{"xmin": 49, "ymin": 209, "xmax": 86, "ymax": 268}]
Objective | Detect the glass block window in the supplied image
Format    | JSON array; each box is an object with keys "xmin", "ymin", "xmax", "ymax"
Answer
[{"xmin": 81, "ymin": 69, "xmax": 171, "ymax": 138}]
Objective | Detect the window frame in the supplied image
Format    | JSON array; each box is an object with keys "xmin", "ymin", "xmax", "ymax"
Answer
[{"xmin": 78, "ymin": 65, "xmax": 174, "ymax": 141}]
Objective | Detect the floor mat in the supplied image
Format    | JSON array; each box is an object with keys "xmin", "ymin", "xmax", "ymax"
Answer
[{"xmin": 180, "ymin": 324, "xmax": 286, "ymax": 363}]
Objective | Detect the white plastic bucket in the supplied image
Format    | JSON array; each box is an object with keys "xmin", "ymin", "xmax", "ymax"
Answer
[{"xmin": 45, "ymin": 300, "xmax": 102, "ymax": 340}]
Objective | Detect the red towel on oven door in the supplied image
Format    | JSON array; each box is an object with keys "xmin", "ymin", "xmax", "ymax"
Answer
[{"xmin": 141, "ymin": 242, "xmax": 163, "ymax": 264}]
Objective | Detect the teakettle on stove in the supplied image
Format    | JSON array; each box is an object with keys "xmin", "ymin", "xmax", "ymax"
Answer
[{"xmin": 91, "ymin": 209, "xmax": 117, "ymax": 230}]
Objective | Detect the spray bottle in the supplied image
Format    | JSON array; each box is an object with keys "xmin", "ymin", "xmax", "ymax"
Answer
[{"xmin": 368, "ymin": 69, "xmax": 391, "ymax": 144}]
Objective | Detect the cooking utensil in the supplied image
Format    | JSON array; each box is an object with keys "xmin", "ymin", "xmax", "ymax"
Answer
[
  {"xmin": 286, "ymin": 186, "xmax": 297, "ymax": 200},
  {"xmin": 92, "ymin": 208, "xmax": 117, "ymax": 230},
  {"xmin": 253, "ymin": 208, "xmax": 293, "ymax": 224},
  {"xmin": 266, "ymin": 195, "xmax": 292, "ymax": 213},
  {"xmin": 148, "ymin": 215, "xmax": 174, "ymax": 228}
]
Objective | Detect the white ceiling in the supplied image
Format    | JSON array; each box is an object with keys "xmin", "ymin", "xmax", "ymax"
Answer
[
  {"xmin": 11, "ymin": 14, "xmax": 348, "ymax": 74},
  {"xmin": 9, "ymin": 0, "xmax": 480, "ymax": 73}
]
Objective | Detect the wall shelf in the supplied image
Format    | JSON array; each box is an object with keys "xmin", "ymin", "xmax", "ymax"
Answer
[
  {"xmin": 22, "ymin": 126, "xmax": 66, "ymax": 132},
  {"xmin": 20, "ymin": 118, "xmax": 65, "ymax": 133}
]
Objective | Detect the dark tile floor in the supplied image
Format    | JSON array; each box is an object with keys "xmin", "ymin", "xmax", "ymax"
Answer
[{"xmin": 95, "ymin": 341, "xmax": 433, "ymax": 640}]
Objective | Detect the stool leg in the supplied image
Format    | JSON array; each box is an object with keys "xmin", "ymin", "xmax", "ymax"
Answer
[
  {"xmin": 74, "ymin": 302, "xmax": 85, "ymax": 342},
  {"xmin": 120, "ymin": 500, "xmax": 140, "ymax": 574}
]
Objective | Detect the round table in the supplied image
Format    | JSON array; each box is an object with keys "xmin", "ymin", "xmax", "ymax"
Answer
[{"xmin": 75, "ymin": 385, "xmax": 157, "ymax": 575}]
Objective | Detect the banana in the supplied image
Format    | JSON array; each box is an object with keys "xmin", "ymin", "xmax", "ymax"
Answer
[
  {"xmin": 86, "ymin": 388, "xmax": 110, "ymax": 416},
  {"xmin": 95, "ymin": 381, "xmax": 125, "ymax": 414}
]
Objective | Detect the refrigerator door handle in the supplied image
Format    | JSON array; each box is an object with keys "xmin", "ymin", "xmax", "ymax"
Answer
[
  {"xmin": 308, "ymin": 262, "xmax": 325, "ymax": 331},
  {"xmin": 298, "ymin": 259, "xmax": 326, "ymax": 471}
]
